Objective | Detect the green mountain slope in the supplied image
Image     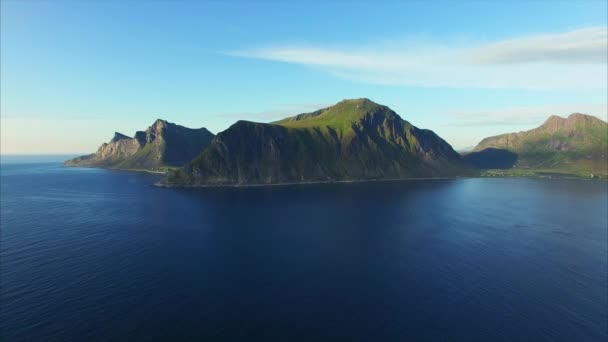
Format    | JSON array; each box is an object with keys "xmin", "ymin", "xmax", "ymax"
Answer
[
  {"xmin": 65, "ymin": 119, "xmax": 214, "ymax": 170},
  {"xmin": 164, "ymin": 99, "xmax": 470, "ymax": 186},
  {"xmin": 465, "ymin": 113, "xmax": 608, "ymax": 175}
]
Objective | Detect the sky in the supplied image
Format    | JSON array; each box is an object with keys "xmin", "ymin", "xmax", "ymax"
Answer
[{"xmin": 1, "ymin": 1, "xmax": 607, "ymax": 154}]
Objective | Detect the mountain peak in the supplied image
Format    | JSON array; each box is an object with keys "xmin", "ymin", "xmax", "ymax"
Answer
[
  {"xmin": 541, "ymin": 115, "xmax": 566, "ymax": 128},
  {"xmin": 544, "ymin": 115, "xmax": 564, "ymax": 123},
  {"xmin": 566, "ymin": 113, "xmax": 604, "ymax": 124},
  {"xmin": 470, "ymin": 113, "xmax": 607, "ymax": 174},
  {"xmin": 153, "ymin": 119, "xmax": 169, "ymax": 129},
  {"xmin": 110, "ymin": 132, "xmax": 131, "ymax": 142},
  {"xmin": 540, "ymin": 113, "xmax": 605, "ymax": 131},
  {"xmin": 275, "ymin": 98, "xmax": 394, "ymax": 130},
  {"xmin": 66, "ymin": 119, "xmax": 215, "ymax": 170},
  {"xmin": 334, "ymin": 98, "xmax": 382, "ymax": 110},
  {"xmin": 338, "ymin": 98, "xmax": 375, "ymax": 105},
  {"xmin": 568, "ymin": 113, "xmax": 586, "ymax": 118},
  {"xmin": 167, "ymin": 100, "xmax": 466, "ymax": 186}
]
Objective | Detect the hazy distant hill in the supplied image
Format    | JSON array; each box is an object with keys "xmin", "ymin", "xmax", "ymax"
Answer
[
  {"xmin": 465, "ymin": 113, "xmax": 608, "ymax": 175},
  {"xmin": 164, "ymin": 99, "xmax": 470, "ymax": 186},
  {"xmin": 65, "ymin": 119, "xmax": 214, "ymax": 170}
]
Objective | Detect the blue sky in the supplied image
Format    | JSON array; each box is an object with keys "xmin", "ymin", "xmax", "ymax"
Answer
[{"xmin": 1, "ymin": 1, "xmax": 607, "ymax": 153}]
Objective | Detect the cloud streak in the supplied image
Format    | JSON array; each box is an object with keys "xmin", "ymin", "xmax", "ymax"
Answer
[
  {"xmin": 443, "ymin": 103, "xmax": 608, "ymax": 127},
  {"xmin": 229, "ymin": 27, "xmax": 608, "ymax": 89},
  {"xmin": 469, "ymin": 27, "xmax": 607, "ymax": 65}
]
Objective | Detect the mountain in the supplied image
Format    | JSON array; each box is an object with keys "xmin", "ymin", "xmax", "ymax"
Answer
[
  {"xmin": 464, "ymin": 113, "xmax": 608, "ymax": 175},
  {"xmin": 65, "ymin": 119, "xmax": 215, "ymax": 170},
  {"xmin": 163, "ymin": 99, "xmax": 469, "ymax": 186}
]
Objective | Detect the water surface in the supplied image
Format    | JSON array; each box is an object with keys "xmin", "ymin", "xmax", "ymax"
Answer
[{"xmin": 1, "ymin": 160, "xmax": 607, "ymax": 341}]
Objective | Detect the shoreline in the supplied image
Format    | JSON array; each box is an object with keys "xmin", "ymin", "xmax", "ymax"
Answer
[
  {"xmin": 64, "ymin": 164, "xmax": 607, "ymax": 188},
  {"xmin": 155, "ymin": 174, "xmax": 606, "ymax": 189},
  {"xmin": 63, "ymin": 164, "xmax": 171, "ymax": 175},
  {"xmin": 154, "ymin": 176, "xmax": 469, "ymax": 189}
]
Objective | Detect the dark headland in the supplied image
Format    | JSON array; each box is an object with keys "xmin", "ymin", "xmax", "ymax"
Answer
[{"xmin": 66, "ymin": 99, "xmax": 608, "ymax": 186}]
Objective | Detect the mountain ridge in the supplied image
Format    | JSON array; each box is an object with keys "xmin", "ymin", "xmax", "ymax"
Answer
[
  {"xmin": 65, "ymin": 119, "xmax": 215, "ymax": 170},
  {"xmin": 467, "ymin": 113, "xmax": 607, "ymax": 174},
  {"xmin": 164, "ymin": 99, "xmax": 470, "ymax": 186}
]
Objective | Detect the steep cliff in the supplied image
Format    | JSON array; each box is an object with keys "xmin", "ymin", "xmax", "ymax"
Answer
[
  {"xmin": 165, "ymin": 99, "xmax": 469, "ymax": 186},
  {"xmin": 65, "ymin": 119, "xmax": 214, "ymax": 170}
]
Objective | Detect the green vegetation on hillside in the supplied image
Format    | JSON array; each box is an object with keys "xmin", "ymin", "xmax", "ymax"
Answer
[
  {"xmin": 480, "ymin": 169, "xmax": 606, "ymax": 180},
  {"xmin": 466, "ymin": 113, "xmax": 608, "ymax": 176},
  {"xmin": 164, "ymin": 99, "xmax": 471, "ymax": 186}
]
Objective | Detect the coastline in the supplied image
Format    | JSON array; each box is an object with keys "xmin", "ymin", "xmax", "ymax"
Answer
[
  {"xmin": 155, "ymin": 173, "xmax": 607, "ymax": 189},
  {"xmin": 64, "ymin": 164, "xmax": 607, "ymax": 188},
  {"xmin": 63, "ymin": 164, "xmax": 171, "ymax": 175},
  {"xmin": 154, "ymin": 176, "xmax": 470, "ymax": 189}
]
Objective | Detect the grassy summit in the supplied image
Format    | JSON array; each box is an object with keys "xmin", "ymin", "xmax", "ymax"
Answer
[
  {"xmin": 165, "ymin": 99, "xmax": 470, "ymax": 186},
  {"xmin": 465, "ymin": 113, "xmax": 608, "ymax": 176},
  {"xmin": 276, "ymin": 98, "xmax": 392, "ymax": 130}
]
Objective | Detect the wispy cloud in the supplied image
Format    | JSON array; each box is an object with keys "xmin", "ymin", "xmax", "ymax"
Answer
[
  {"xmin": 469, "ymin": 27, "xmax": 607, "ymax": 65},
  {"xmin": 443, "ymin": 103, "xmax": 608, "ymax": 127},
  {"xmin": 228, "ymin": 26, "xmax": 608, "ymax": 89}
]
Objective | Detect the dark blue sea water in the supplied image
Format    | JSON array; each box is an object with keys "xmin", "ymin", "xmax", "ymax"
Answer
[{"xmin": 1, "ymin": 157, "xmax": 607, "ymax": 341}]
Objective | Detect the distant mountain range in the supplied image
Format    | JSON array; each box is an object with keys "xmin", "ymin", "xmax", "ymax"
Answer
[
  {"xmin": 65, "ymin": 99, "xmax": 608, "ymax": 184},
  {"xmin": 464, "ymin": 113, "xmax": 607, "ymax": 175},
  {"xmin": 65, "ymin": 119, "xmax": 214, "ymax": 170},
  {"xmin": 162, "ymin": 99, "xmax": 469, "ymax": 186}
]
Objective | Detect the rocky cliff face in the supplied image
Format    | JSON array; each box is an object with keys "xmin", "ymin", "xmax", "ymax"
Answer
[
  {"xmin": 164, "ymin": 99, "xmax": 470, "ymax": 186},
  {"xmin": 473, "ymin": 113, "xmax": 606, "ymax": 153},
  {"xmin": 467, "ymin": 113, "xmax": 608, "ymax": 173},
  {"xmin": 97, "ymin": 133, "xmax": 141, "ymax": 160},
  {"xmin": 65, "ymin": 119, "xmax": 214, "ymax": 169}
]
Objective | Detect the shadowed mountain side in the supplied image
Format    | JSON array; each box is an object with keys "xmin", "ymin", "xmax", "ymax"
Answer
[
  {"xmin": 65, "ymin": 120, "xmax": 214, "ymax": 170},
  {"xmin": 464, "ymin": 148, "xmax": 519, "ymax": 169},
  {"xmin": 164, "ymin": 99, "xmax": 471, "ymax": 186},
  {"xmin": 471, "ymin": 113, "xmax": 608, "ymax": 175}
]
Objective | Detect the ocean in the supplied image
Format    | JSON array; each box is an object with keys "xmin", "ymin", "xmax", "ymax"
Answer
[{"xmin": 1, "ymin": 156, "xmax": 606, "ymax": 341}]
